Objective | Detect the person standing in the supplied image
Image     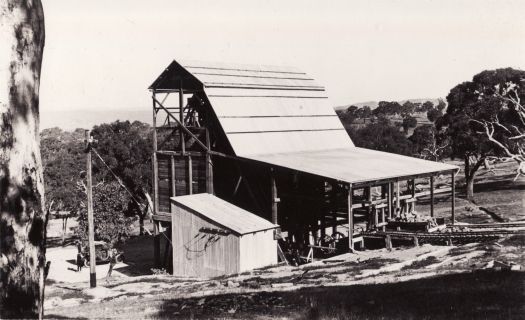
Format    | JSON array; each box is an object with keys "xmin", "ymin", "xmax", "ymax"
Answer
[
  {"xmin": 106, "ymin": 248, "xmax": 117, "ymax": 282},
  {"xmin": 76, "ymin": 247, "xmax": 84, "ymax": 272}
]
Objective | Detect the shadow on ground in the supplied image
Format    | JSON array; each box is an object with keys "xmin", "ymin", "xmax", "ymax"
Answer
[{"xmin": 155, "ymin": 271, "xmax": 525, "ymax": 319}]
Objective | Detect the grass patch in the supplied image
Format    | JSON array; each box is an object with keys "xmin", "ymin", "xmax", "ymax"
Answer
[
  {"xmin": 152, "ymin": 271, "xmax": 525, "ymax": 319},
  {"xmin": 402, "ymin": 256, "xmax": 440, "ymax": 270}
]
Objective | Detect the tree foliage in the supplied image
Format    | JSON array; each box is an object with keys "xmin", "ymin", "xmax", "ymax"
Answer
[
  {"xmin": 402, "ymin": 116, "xmax": 417, "ymax": 134},
  {"xmin": 441, "ymin": 68, "xmax": 525, "ymax": 200},
  {"xmin": 373, "ymin": 101, "xmax": 402, "ymax": 116},
  {"xmin": 76, "ymin": 181, "xmax": 136, "ymax": 246},
  {"xmin": 409, "ymin": 125, "xmax": 449, "ymax": 161},
  {"xmin": 348, "ymin": 117, "xmax": 413, "ymax": 156},
  {"xmin": 91, "ymin": 120, "xmax": 152, "ymax": 199},
  {"xmin": 426, "ymin": 108, "xmax": 443, "ymax": 123},
  {"xmin": 41, "ymin": 128, "xmax": 85, "ymax": 214}
]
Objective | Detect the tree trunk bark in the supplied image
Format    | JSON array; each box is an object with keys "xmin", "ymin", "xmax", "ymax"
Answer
[
  {"xmin": 0, "ymin": 1, "xmax": 46, "ymax": 319},
  {"xmin": 62, "ymin": 216, "xmax": 68, "ymax": 245},
  {"xmin": 466, "ymin": 175, "xmax": 475, "ymax": 201}
]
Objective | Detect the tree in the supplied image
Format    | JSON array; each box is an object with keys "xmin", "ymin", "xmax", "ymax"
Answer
[
  {"xmin": 41, "ymin": 128, "xmax": 85, "ymax": 243},
  {"xmin": 466, "ymin": 71, "xmax": 525, "ymax": 180},
  {"xmin": 441, "ymin": 68, "xmax": 525, "ymax": 200},
  {"xmin": 0, "ymin": 1, "xmax": 47, "ymax": 318},
  {"xmin": 349, "ymin": 117, "xmax": 414, "ymax": 156},
  {"xmin": 421, "ymin": 100, "xmax": 435, "ymax": 112},
  {"xmin": 91, "ymin": 121, "xmax": 152, "ymax": 234},
  {"xmin": 402, "ymin": 116, "xmax": 417, "ymax": 134},
  {"xmin": 401, "ymin": 101, "xmax": 416, "ymax": 116},
  {"xmin": 373, "ymin": 101, "xmax": 402, "ymax": 116},
  {"xmin": 76, "ymin": 181, "xmax": 136, "ymax": 246},
  {"xmin": 410, "ymin": 125, "xmax": 449, "ymax": 161},
  {"xmin": 427, "ymin": 108, "xmax": 443, "ymax": 123},
  {"xmin": 436, "ymin": 98, "xmax": 447, "ymax": 112}
]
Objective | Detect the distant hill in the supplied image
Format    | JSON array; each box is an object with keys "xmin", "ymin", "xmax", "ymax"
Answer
[
  {"xmin": 334, "ymin": 98, "xmax": 442, "ymax": 111},
  {"xmin": 41, "ymin": 108, "xmax": 152, "ymax": 130}
]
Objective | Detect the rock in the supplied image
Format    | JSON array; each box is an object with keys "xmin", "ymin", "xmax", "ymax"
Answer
[
  {"xmin": 43, "ymin": 297, "xmax": 61, "ymax": 309},
  {"xmin": 227, "ymin": 280, "xmax": 239, "ymax": 288},
  {"xmin": 510, "ymin": 264, "xmax": 522, "ymax": 271}
]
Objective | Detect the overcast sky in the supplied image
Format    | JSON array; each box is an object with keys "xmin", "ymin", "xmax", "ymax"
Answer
[{"xmin": 39, "ymin": 0, "xmax": 525, "ymax": 112}]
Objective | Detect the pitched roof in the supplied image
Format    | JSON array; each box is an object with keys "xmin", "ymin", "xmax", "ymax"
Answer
[
  {"xmin": 171, "ymin": 193, "xmax": 278, "ymax": 235},
  {"xmin": 150, "ymin": 60, "xmax": 353, "ymax": 156},
  {"xmin": 151, "ymin": 60, "xmax": 458, "ymax": 184}
]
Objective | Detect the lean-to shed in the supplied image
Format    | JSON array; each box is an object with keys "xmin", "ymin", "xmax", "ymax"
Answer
[{"xmin": 170, "ymin": 193, "xmax": 279, "ymax": 278}]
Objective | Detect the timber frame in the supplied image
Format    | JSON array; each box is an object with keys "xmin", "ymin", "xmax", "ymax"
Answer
[{"xmin": 149, "ymin": 61, "xmax": 458, "ymax": 270}]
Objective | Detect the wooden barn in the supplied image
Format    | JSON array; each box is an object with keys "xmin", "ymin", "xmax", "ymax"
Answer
[
  {"xmin": 148, "ymin": 59, "xmax": 459, "ymax": 271},
  {"xmin": 170, "ymin": 193, "xmax": 278, "ymax": 277}
]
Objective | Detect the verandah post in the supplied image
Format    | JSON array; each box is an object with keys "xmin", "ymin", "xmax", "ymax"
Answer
[
  {"xmin": 451, "ymin": 171, "xmax": 456, "ymax": 224},
  {"xmin": 347, "ymin": 184, "xmax": 354, "ymax": 251}
]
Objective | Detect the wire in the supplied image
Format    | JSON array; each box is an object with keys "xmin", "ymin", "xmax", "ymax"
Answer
[{"xmin": 91, "ymin": 147, "xmax": 144, "ymax": 209}]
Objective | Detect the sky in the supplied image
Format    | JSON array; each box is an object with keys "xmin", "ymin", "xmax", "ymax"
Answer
[{"xmin": 39, "ymin": 0, "xmax": 525, "ymax": 113}]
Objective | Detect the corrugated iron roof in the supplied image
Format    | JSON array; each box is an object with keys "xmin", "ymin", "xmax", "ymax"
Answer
[
  {"xmin": 171, "ymin": 193, "xmax": 278, "ymax": 235},
  {"xmin": 150, "ymin": 60, "xmax": 352, "ymax": 156},
  {"xmin": 245, "ymin": 147, "xmax": 458, "ymax": 184},
  {"xmin": 150, "ymin": 60, "xmax": 458, "ymax": 183}
]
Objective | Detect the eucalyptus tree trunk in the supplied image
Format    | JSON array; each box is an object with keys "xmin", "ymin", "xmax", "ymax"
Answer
[{"xmin": 0, "ymin": 1, "xmax": 46, "ymax": 319}]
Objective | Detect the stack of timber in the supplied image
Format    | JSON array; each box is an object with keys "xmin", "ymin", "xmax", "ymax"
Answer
[{"xmin": 363, "ymin": 222, "xmax": 525, "ymax": 245}]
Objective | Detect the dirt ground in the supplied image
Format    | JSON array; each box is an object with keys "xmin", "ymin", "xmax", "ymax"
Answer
[{"xmin": 44, "ymin": 234, "xmax": 525, "ymax": 319}]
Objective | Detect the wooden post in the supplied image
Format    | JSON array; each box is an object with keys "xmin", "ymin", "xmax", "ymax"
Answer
[
  {"xmin": 152, "ymin": 93, "xmax": 159, "ymax": 214},
  {"xmin": 347, "ymin": 184, "xmax": 354, "ymax": 251},
  {"xmin": 430, "ymin": 176, "xmax": 434, "ymax": 218},
  {"xmin": 271, "ymin": 169, "xmax": 278, "ymax": 224},
  {"xmin": 385, "ymin": 235, "xmax": 392, "ymax": 251},
  {"xmin": 332, "ymin": 183, "xmax": 337, "ymax": 234},
  {"xmin": 85, "ymin": 130, "xmax": 96, "ymax": 288},
  {"xmin": 366, "ymin": 186, "xmax": 372, "ymax": 229},
  {"xmin": 179, "ymin": 82, "xmax": 185, "ymax": 154},
  {"xmin": 395, "ymin": 181, "xmax": 400, "ymax": 218},
  {"xmin": 451, "ymin": 171, "xmax": 456, "ymax": 225},
  {"xmin": 188, "ymin": 156, "xmax": 193, "ymax": 195},
  {"xmin": 205, "ymin": 129, "xmax": 213, "ymax": 194},
  {"xmin": 170, "ymin": 156, "xmax": 176, "ymax": 197},
  {"xmin": 387, "ymin": 182, "xmax": 393, "ymax": 219},
  {"xmin": 153, "ymin": 221, "xmax": 161, "ymax": 267},
  {"xmin": 152, "ymin": 92, "xmax": 160, "ymax": 268}
]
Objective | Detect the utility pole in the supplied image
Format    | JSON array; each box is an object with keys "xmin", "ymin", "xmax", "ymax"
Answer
[{"xmin": 85, "ymin": 130, "xmax": 96, "ymax": 288}]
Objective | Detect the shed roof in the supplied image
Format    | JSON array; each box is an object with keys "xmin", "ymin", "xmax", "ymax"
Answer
[
  {"xmin": 171, "ymin": 193, "xmax": 278, "ymax": 235},
  {"xmin": 245, "ymin": 147, "xmax": 457, "ymax": 185}
]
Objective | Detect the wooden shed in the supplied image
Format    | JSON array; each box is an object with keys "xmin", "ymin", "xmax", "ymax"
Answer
[{"xmin": 170, "ymin": 193, "xmax": 278, "ymax": 278}]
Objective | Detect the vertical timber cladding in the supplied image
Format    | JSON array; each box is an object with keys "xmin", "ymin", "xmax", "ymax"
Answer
[{"xmin": 157, "ymin": 153, "xmax": 208, "ymax": 212}]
